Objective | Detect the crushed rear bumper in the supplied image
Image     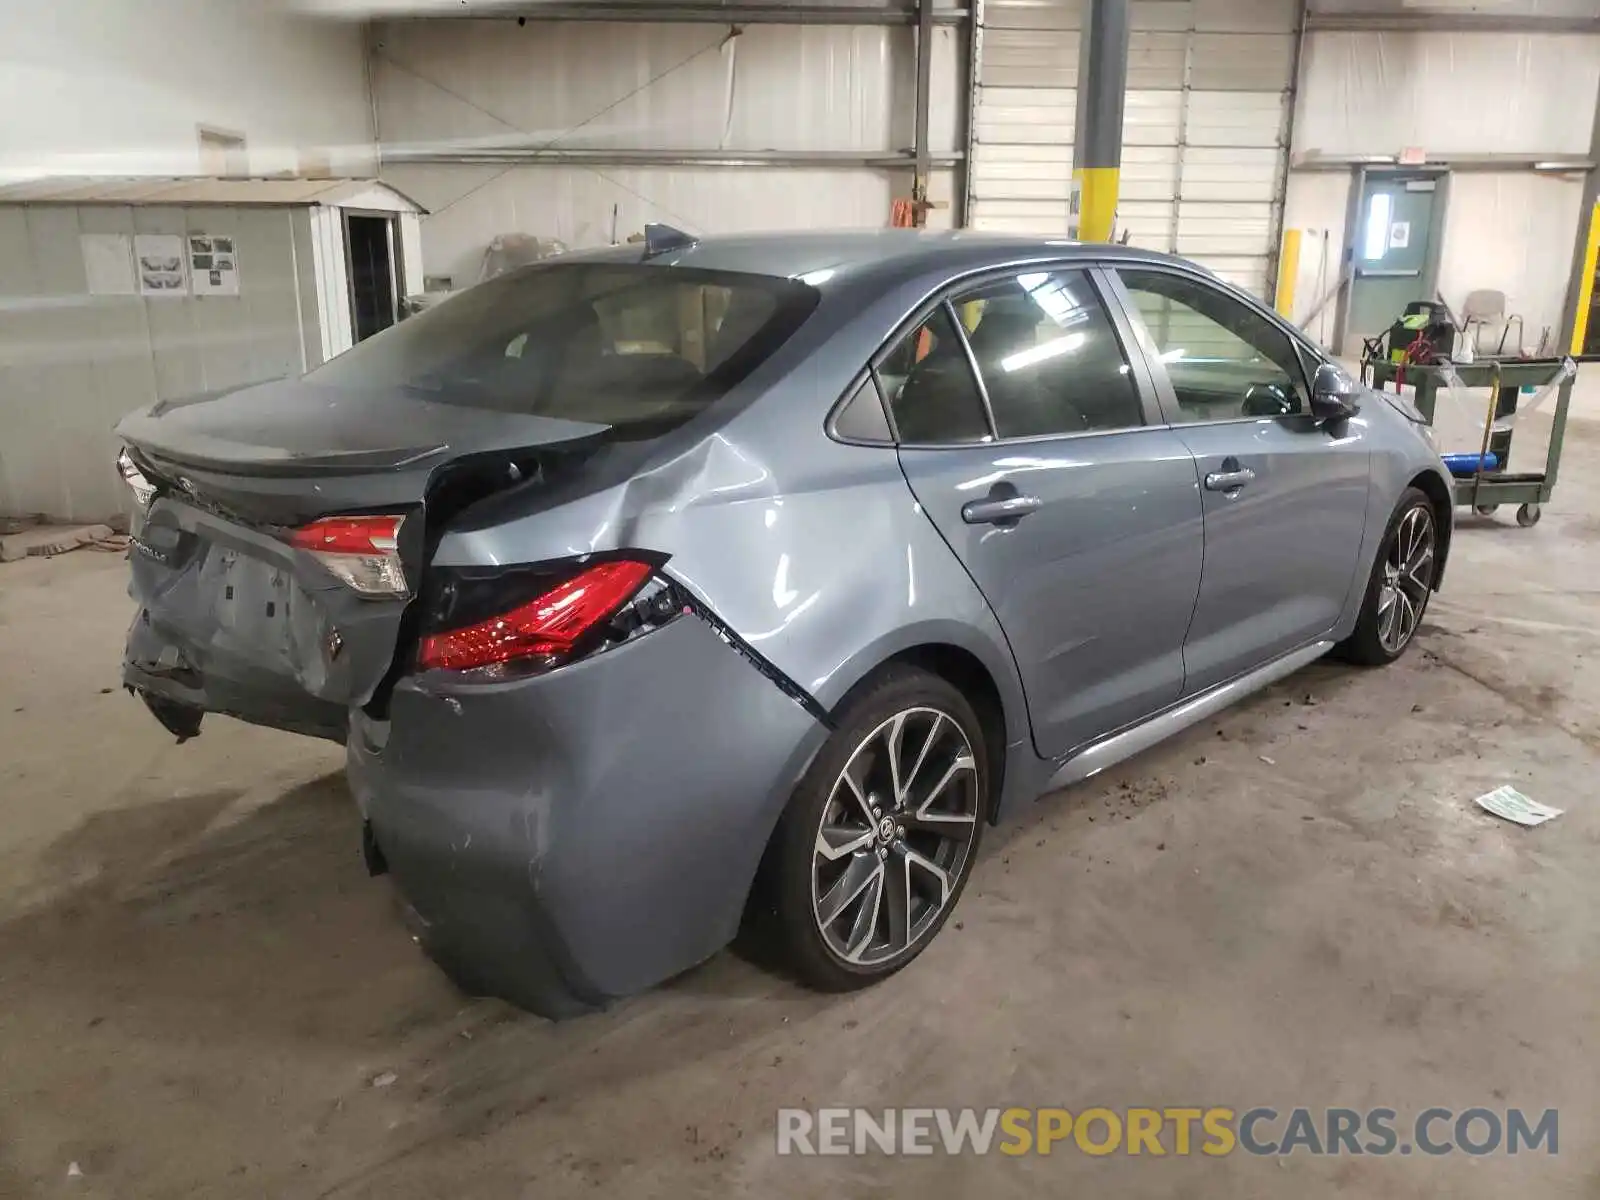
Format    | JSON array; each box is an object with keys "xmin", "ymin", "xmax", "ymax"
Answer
[{"xmin": 346, "ymin": 613, "xmax": 827, "ymax": 1018}]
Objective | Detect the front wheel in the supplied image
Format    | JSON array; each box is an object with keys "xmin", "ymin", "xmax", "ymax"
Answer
[
  {"xmin": 770, "ymin": 667, "xmax": 988, "ymax": 992},
  {"xmin": 1338, "ymin": 487, "xmax": 1438, "ymax": 666}
]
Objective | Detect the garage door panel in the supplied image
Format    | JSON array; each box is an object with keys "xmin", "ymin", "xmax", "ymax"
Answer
[
  {"xmin": 1185, "ymin": 90, "xmax": 1286, "ymax": 148},
  {"xmin": 1124, "ymin": 91, "xmax": 1184, "ymax": 145},
  {"xmin": 972, "ymin": 0, "xmax": 1293, "ymax": 300},
  {"xmin": 1132, "ymin": 1, "xmax": 1194, "ymax": 32},
  {"xmin": 975, "ymin": 175, "xmax": 1074, "ymax": 201},
  {"xmin": 969, "ymin": 199, "xmax": 1072, "ymax": 232},
  {"xmin": 1129, "ymin": 32, "xmax": 1187, "ymax": 89},
  {"xmin": 982, "ymin": 29, "xmax": 1078, "ymax": 88},
  {"xmin": 1193, "ymin": 0, "xmax": 1297, "ymax": 33},
  {"xmin": 1189, "ymin": 33, "xmax": 1295, "ymax": 90},
  {"xmin": 1118, "ymin": 202, "xmax": 1178, "ymax": 245},
  {"xmin": 986, "ymin": 0, "xmax": 1079, "ymax": 31}
]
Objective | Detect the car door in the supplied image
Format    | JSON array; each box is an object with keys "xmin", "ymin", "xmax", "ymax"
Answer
[
  {"xmin": 1105, "ymin": 265, "xmax": 1371, "ymax": 695},
  {"xmin": 885, "ymin": 266, "xmax": 1204, "ymax": 760}
]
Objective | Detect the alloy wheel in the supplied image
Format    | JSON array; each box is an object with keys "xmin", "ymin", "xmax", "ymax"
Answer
[
  {"xmin": 1377, "ymin": 505, "xmax": 1434, "ymax": 654},
  {"xmin": 810, "ymin": 707, "xmax": 981, "ymax": 967}
]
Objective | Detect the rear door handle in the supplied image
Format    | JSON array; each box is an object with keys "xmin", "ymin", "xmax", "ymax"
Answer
[
  {"xmin": 961, "ymin": 494, "xmax": 1042, "ymax": 525},
  {"xmin": 1204, "ymin": 466, "xmax": 1256, "ymax": 492}
]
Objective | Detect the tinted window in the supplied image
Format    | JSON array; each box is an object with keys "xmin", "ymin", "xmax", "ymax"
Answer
[
  {"xmin": 1117, "ymin": 269, "xmax": 1308, "ymax": 423},
  {"xmin": 833, "ymin": 376, "xmax": 893, "ymax": 442},
  {"xmin": 306, "ymin": 263, "xmax": 818, "ymax": 438},
  {"xmin": 877, "ymin": 306, "xmax": 992, "ymax": 444},
  {"xmin": 954, "ymin": 270, "xmax": 1143, "ymax": 437}
]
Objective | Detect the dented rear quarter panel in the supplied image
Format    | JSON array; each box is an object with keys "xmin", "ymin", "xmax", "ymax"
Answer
[{"xmin": 429, "ymin": 274, "xmax": 1040, "ymax": 790}]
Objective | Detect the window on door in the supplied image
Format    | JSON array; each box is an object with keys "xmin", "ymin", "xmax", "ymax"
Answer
[
  {"xmin": 952, "ymin": 270, "xmax": 1143, "ymax": 437},
  {"xmin": 1117, "ymin": 269, "xmax": 1309, "ymax": 423},
  {"xmin": 1362, "ymin": 191, "xmax": 1394, "ymax": 261}
]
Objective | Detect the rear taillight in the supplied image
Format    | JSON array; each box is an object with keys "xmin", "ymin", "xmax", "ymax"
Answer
[
  {"xmin": 116, "ymin": 448, "xmax": 155, "ymax": 508},
  {"xmin": 289, "ymin": 514, "xmax": 409, "ymax": 597},
  {"xmin": 418, "ymin": 558, "xmax": 669, "ymax": 677}
]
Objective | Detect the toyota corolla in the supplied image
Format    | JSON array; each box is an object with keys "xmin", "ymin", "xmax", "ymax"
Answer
[{"xmin": 116, "ymin": 229, "xmax": 1452, "ymax": 1017}]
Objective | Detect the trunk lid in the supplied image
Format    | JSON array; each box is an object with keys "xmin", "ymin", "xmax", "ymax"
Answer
[{"xmin": 120, "ymin": 377, "xmax": 610, "ymax": 741}]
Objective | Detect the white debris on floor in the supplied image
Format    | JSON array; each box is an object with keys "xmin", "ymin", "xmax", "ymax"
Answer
[{"xmin": 1474, "ymin": 785, "xmax": 1564, "ymax": 827}]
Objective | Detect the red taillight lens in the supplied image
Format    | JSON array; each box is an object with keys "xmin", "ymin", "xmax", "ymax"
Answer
[
  {"xmin": 288, "ymin": 514, "xmax": 408, "ymax": 596},
  {"xmin": 417, "ymin": 559, "xmax": 654, "ymax": 673}
]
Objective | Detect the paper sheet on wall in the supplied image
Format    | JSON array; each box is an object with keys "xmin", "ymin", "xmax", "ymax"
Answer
[
  {"xmin": 1389, "ymin": 221, "xmax": 1411, "ymax": 250},
  {"xmin": 134, "ymin": 234, "xmax": 186, "ymax": 296},
  {"xmin": 80, "ymin": 233, "xmax": 137, "ymax": 295},
  {"xmin": 188, "ymin": 233, "xmax": 240, "ymax": 297}
]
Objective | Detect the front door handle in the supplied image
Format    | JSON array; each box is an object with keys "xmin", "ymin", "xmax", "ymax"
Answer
[
  {"xmin": 961, "ymin": 494, "xmax": 1042, "ymax": 526},
  {"xmin": 1204, "ymin": 461, "xmax": 1256, "ymax": 493}
]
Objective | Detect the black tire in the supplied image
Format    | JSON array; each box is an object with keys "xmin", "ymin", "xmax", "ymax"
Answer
[
  {"xmin": 1337, "ymin": 486, "xmax": 1438, "ymax": 666},
  {"xmin": 770, "ymin": 666, "xmax": 989, "ymax": 992}
]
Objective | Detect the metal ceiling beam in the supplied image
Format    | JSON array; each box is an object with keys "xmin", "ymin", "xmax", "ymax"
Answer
[
  {"xmin": 1305, "ymin": 11, "xmax": 1600, "ymax": 34},
  {"xmin": 383, "ymin": 4, "xmax": 970, "ymax": 25},
  {"xmin": 386, "ymin": 147, "xmax": 964, "ymax": 167}
]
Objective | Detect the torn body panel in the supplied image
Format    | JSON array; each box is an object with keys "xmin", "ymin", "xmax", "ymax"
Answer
[
  {"xmin": 124, "ymin": 498, "xmax": 408, "ymax": 740},
  {"xmin": 348, "ymin": 613, "xmax": 827, "ymax": 1016}
]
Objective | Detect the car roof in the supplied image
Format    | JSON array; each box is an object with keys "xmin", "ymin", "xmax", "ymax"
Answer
[{"xmin": 565, "ymin": 229, "xmax": 1202, "ymax": 286}]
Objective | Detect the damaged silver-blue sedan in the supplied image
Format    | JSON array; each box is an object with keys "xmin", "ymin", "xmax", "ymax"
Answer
[{"xmin": 116, "ymin": 228, "xmax": 1453, "ymax": 1017}]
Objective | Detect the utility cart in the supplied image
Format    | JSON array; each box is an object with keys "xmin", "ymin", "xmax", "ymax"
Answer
[{"xmin": 1365, "ymin": 357, "xmax": 1576, "ymax": 527}]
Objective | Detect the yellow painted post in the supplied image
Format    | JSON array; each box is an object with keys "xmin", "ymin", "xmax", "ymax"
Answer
[
  {"xmin": 1274, "ymin": 228, "xmax": 1303, "ymax": 321},
  {"xmin": 1072, "ymin": 167, "xmax": 1122, "ymax": 244},
  {"xmin": 1569, "ymin": 200, "xmax": 1600, "ymax": 355}
]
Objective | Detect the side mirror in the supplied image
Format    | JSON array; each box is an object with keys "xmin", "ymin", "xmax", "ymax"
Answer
[{"xmin": 1309, "ymin": 362, "xmax": 1360, "ymax": 422}]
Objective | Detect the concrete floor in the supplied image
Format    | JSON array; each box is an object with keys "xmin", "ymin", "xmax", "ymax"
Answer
[{"xmin": 3, "ymin": 408, "xmax": 1600, "ymax": 1198}]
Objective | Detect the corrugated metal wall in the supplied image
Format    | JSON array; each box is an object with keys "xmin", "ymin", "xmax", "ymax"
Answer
[
  {"xmin": 970, "ymin": 0, "xmax": 1298, "ymax": 296},
  {"xmin": 0, "ymin": 205, "xmax": 321, "ymax": 521},
  {"xmin": 372, "ymin": 19, "xmax": 962, "ymax": 286}
]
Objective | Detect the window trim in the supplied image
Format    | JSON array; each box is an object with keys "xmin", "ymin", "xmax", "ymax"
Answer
[
  {"xmin": 1101, "ymin": 263, "xmax": 1320, "ymax": 430},
  {"xmin": 856, "ymin": 262, "xmax": 1166, "ymax": 449}
]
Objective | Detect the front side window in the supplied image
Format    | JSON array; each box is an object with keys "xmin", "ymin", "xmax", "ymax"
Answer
[
  {"xmin": 1117, "ymin": 269, "xmax": 1308, "ymax": 423},
  {"xmin": 306, "ymin": 263, "xmax": 818, "ymax": 440},
  {"xmin": 877, "ymin": 305, "xmax": 992, "ymax": 444},
  {"xmin": 952, "ymin": 270, "xmax": 1143, "ymax": 438}
]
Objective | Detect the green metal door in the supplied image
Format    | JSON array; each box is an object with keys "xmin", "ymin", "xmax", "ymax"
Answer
[{"xmin": 1346, "ymin": 174, "xmax": 1440, "ymax": 353}]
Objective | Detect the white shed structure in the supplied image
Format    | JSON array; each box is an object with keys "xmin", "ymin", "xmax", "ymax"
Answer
[{"xmin": 0, "ymin": 177, "xmax": 424, "ymax": 522}]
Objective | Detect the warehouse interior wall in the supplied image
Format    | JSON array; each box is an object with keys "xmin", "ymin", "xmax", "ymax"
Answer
[
  {"xmin": 1435, "ymin": 172, "xmax": 1586, "ymax": 353},
  {"xmin": 0, "ymin": 0, "xmax": 377, "ymax": 184},
  {"xmin": 1280, "ymin": 171, "xmax": 1349, "ymax": 345},
  {"xmin": 1294, "ymin": 31, "xmax": 1600, "ymax": 160},
  {"xmin": 370, "ymin": 19, "xmax": 961, "ymax": 286},
  {"xmin": 1282, "ymin": 28, "xmax": 1600, "ymax": 348}
]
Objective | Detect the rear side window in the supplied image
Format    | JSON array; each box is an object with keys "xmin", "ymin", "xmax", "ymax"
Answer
[
  {"xmin": 877, "ymin": 305, "xmax": 992, "ymax": 444},
  {"xmin": 306, "ymin": 263, "xmax": 818, "ymax": 439},
  {"xmin": 952, "ymin": 270, "xmax": 1143, "ymax": 437},
  {"xmin": 833, "ymin": 376, "xmax": 893, "ymax": 442}
]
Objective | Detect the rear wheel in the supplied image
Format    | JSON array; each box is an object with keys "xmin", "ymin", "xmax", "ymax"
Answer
[
  {"xmin": 1338, "ymin": 487, "xmax": 1437, "ymax": 666},
  {"xmin": 771, "ymin": 668, "xmax": 988, "ymax": 991}
]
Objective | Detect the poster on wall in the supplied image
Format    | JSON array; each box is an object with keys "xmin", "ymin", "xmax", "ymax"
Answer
[
  {"xmin": 134, "ymin": 234, "xmax": 186, "ymax": 296},
  {"xmin": 188, "ymin": 234, "xmax": 240, "ymax": 297},
  {"xmin": 79, "ymin": 233, "xmax": 136, "ymax": 296}
]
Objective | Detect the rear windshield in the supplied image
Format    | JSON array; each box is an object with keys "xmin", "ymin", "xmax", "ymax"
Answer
[{"xmin": 307, "ymin": 262, "xmax": 818, "ymax": 437}]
